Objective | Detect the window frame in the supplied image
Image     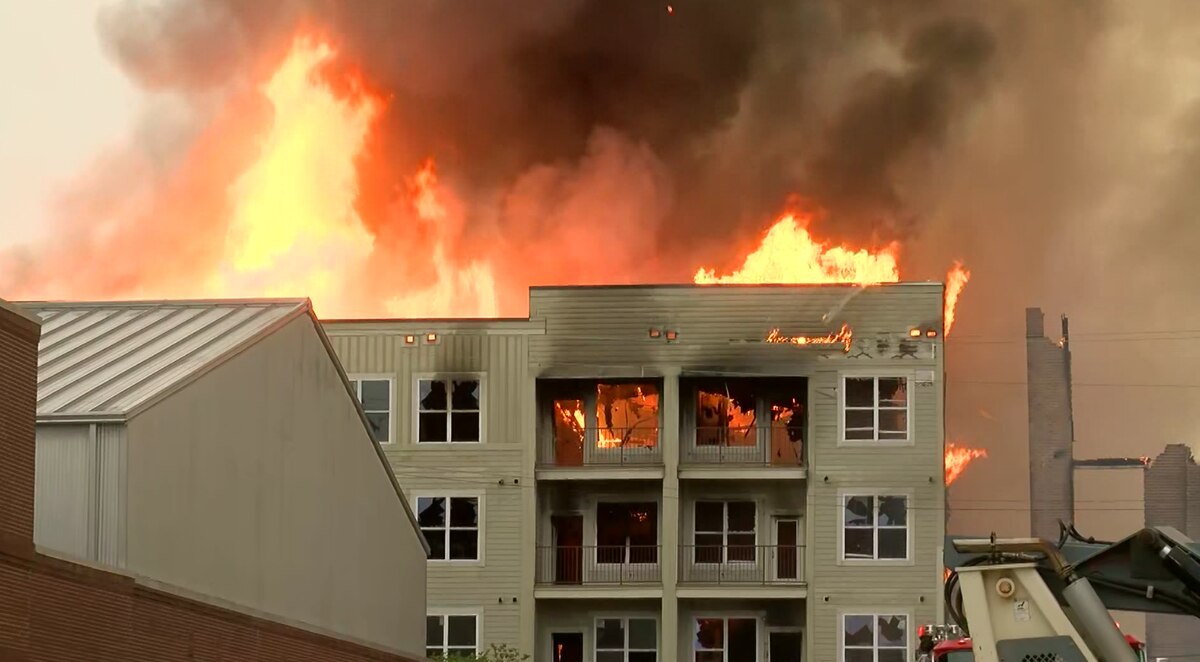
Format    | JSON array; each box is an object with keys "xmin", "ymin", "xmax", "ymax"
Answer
[
  {"xmin": 692, "ymin": 499, "xmax": 758, "ymax": 565},
  {"xmin": 690, "ymin": 613, "xmax": 762, "ymax": 662},
  {"xmin": 347, "ymin": 374, "xmax": 394, "ymax": 445},
  {"xmin": 593, "ymin": 498, "xmax": 660, "ymax": 565},
  {"xmin": 838, "ymin": 610, "xmax": 911, "ymax": 662},
  {"xmin": 414, "ymin": 493, "xmax": 484, "ymax": 564},
  {"xmin": 837, "ymin": 373, "xmax": 914, "ymax": 446},
  {"xmin": 426, "ymin": 609, "xmax": 481, "ymax": 659},
  {"xmin": 837, "ymin": 490, "xmax": 912, "ymax": 565},
  {"xmin": 593, "ymin": 614, "xmax": 659, "ymax": 662},
  {"xmin": 413, "ymin": 372, "xmax": 487, "ymax": 445}
]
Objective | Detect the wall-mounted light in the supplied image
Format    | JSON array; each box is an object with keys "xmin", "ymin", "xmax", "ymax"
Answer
[
  {"xmin": 404, "ymin": 335, "xmax": 416, "ymax": 344},
  {"xmin": 908, "ymin": 328, "xmax": 921, "ymax": 338},
  {"xmin": 926, "ymin": 329, "xmax": 938, "ymax": 338},
  {"xmin": 649, "ymin": 328, "xmax": 662, "ymax": 338},
  {"xmin": 425, "ymin": 332, "xmax": 438, "ymax": 343},
  {"xmin": 665, "ymin": 330, "xmax": 678, "ymax": 341}
]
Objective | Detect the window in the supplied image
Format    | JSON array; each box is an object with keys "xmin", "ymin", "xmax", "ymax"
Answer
[
  {"xmin": 418, "ymin": 377, "xmax": 482, "ymax": 443},
  {"xmin": 843, "ymin": 495, "xmax": 908, "ymax": 561},
  {"xmin": 694, "ymin": 501, "xmax": 756, "ymax": 563},
  {"xmin": 693, "ymin": 617, "xmax": 756, "ymax": 662},
  {"xmin": 596, "ymin": 617, "xmax": 657, "ymax": 662},
  {"xmin": 596, "ymin": 502, "xmax": 658, "ymax": 564},
  {"xmin": 349, "ymin": 377, "xmax": 391, "ymax": 443},
  {"xmin": 843, "ymin": 614, "xmax": 907, "ymax": 662},
  {"xmin": 426, "ymin": 613, "xmax": 477, "ymax": 658},
  {"xmin": 843, "ymin": 377, "xmax": 908, "ymax": 442},
  {"xmin": 418, "ymin": 496, "xmax": 479, "ymax": 560}
]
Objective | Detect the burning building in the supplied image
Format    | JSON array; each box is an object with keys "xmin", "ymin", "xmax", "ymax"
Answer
[
  {"xmin": 1026, "ymin": 306, "xmax": 1076, "ymax": 541},
  {"xmin": 325, "ymin": 280, "xmax": 947, "ymax": 662}
]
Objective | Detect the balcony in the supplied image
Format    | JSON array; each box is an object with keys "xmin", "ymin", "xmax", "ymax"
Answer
[
  {"xmin": 678, "ymin": 544, "xmax": 805, "ymax": 585},
  {"xmin": 535, "ymin": 545, "xmax": 662, "ymax": 586},
  {"xmin": 537, "ymin": 426, "xmax": 663, "ymax": 469},
  {"xmin": 681, "ymin": 426, "xmax": 804, "ymax": 472}
]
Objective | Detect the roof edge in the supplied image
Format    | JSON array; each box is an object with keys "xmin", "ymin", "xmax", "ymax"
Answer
[
  {"xmin": 529, "ymin": 281, "xmax": 944, "ymax": 291},
  {"xmin": 17, "ymin": 297, "xmax": 311, "ymax": 309},
  {"xmin": 303, "ymin": 308, "xmax": 432, "ymax": 556},
  {"xmin": 0, "ymin": 297, "xmax": 43, "ymax": 330}
]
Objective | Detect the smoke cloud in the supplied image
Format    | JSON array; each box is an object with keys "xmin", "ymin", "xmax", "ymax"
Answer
[{"xmin": 5, "ymin": 0, "xmax": 1200, "ymax": 538}]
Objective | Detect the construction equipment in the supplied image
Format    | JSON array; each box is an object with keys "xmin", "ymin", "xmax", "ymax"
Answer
[
  {"xmin": 935, "ymin": 524, "xmax": 1200, "ymax": 661},
  {"xmin": 915, "ymin": 623, "xmax": 1145, "ymax": 661}
]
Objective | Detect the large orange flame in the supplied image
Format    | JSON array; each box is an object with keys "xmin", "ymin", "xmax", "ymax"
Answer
[
  {"xmin": 945, "ymin": 441, "xmax": 988, "ymax": 485},
  {"xmin": 694, "ymin": 214, "xmax": 901, "ymax": 285},
  {"xmin": 944, "ymin": 261, "xmax": 970, "ymax": 336}
]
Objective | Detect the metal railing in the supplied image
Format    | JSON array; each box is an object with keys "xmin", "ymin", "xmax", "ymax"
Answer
[
  {"xmin": 678, "ymin": 544, "xmax": 805, "ymax": 584},
  {"xmin": 682, "ymin": 426, "xmax": 804, "ymax": 467},
  {"xmin": 537, "ymin": 427, "xmax": 663, "ymax": 467},
  {"xmin": 535, "ymin": 545, "xmax": 662, "ymax": 585}
]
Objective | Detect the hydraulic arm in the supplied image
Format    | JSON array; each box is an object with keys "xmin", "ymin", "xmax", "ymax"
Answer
[{"xmin": 941, "ymin": 526, "xmax": 1200, "ymax": 662}]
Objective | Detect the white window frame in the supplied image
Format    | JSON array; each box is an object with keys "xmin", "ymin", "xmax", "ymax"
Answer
[
  {"xmin": 838, "ymin": 490, "xmax": 912, "ymax": 565},
  {"xmin": 591, "ymin": 495, "xmax": 661, "ymax": 565},
  {"xmin": 347, "ymin": 374, "xmax": 394, "ymax": 445},
  {"xmin": 691, "ymin": 613, "xmax": 762, "ymax": 662},
  {"xmin": 413, "ymin": 372, "xmax": 486, "ymax": 445},
  {"xmin": 693, "ymin": 500, "xmax": 758, "ymax": 564},
  {"xmin": 426, "ymin": 609, "xmax": 480, "ymax": 658},
  {"xmin": 415, "ymin": 493, "xmax": 484, "ymax": 564},
  {"xmin": 838, "ymin": 610, "xmax": 911, "ymax": 662},
  {"xmin": 593, "ymin": 614, "xmax": 659, "ymax": 662},
  {"xmin": 837, "ymin": 373, "xmax": 913, "ymax": 446}
]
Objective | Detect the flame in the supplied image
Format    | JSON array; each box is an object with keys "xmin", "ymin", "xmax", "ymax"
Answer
[
  {"xmin": 555, "ymin": 386, "xmax": 659, "ymax": 449},
  {"xmin": 694, "ymin": 213, "xmax": 901, "ymax": 285},
  {"xmin": 944, "ymin": 261, "xmax": 970, "ymax": 336},
  {"xmin": 207, "ymin": 35, "xmax": 379, "ymax": 316},
  {"xmin": 766, "ymin": 323, "xmax": 854, "ymax": 352},
  {"xmin": 945, "ymin": 441, "xmax": 988, "ymax": 485}
]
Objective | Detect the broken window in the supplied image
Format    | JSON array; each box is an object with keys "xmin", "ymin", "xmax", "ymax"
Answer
[
  {"xmin": 596, "ymin": 383, "xmax": 659, "ymax": 449},
  {"xmin": 418, "ymin": 377, "xmax": 482, "ymax": 443},
  {"xmin": 693, "ymin": 617, "xmax": 756, "ymax": 662},
  {"xmin": 843, "ymin": 614, "xmax": 907, "ymax": 662},
  {"xmin": 694, "ymin": 501, "xmax": 756, "ymax": 563},
  {"xmin": 417, "ymin": 496, "xmax": 480, "ymax": 560},
  {"xmin": 688, "ymin": 379, "xmax": 806, "ymax": 464},
  {"xmin": 597, "ymin": 502, "xmax": 658, "ymax": 564},
  {"xmin": 843, "ymin": 376, "xmax": 908, "ymax": 442},
  {"xmin": 696, "ymin": 381, "xmax": 757, "ymax": 447},
  {"xmin": 843, "ymin": 495, "xmax": 908, "ymax": 561}
]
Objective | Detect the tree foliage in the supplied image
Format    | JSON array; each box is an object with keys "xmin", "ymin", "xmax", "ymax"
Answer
[{"xmin": 428, "ymin": 643, "xmax": 529, "ymax": 662}]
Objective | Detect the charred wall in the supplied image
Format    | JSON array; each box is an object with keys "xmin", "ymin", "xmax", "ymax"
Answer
[{"xmin": 1026, "ymin": 307, "xmax": 1075, "ymax": 541}]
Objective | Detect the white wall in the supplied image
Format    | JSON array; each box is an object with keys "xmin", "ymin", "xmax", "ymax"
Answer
[
  {"xmin": 124, "ymin": 315, "xmax": 427, "ymax": 656},
  {"xmin": 33, "ymin": 423, "xmax": 125, "ymax": 566}
]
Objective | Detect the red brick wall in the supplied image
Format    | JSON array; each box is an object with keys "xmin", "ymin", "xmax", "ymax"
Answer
[
  {"xmin": 0, "ymin": 304, "xmax": 39, "ymax": 545},
  {"xmin": 0, "ymin": 302, "xmax": 421, "ymax": 661}
]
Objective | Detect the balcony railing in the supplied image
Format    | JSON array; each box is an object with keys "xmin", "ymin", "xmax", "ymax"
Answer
[
  {"xmin": 535, "ymin": 545, "xmax": 662, "ymax": 585},
  {"xmin": 678, "ymin": 544, "xmax": 805, "ymax": 584},
  {"xmin": 682, "ymin": 426, "xmax": 804, "ymax": 467},
  {"xmin": 538, "ymin": 427, "xmax": 663, "ymax": 468}
]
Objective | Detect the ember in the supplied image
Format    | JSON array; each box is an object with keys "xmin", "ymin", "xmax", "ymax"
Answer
[
  {"xmin": 945, "ymin": 441, "xmax": 988, "ymax": 485},
  {"xmin": 766, "ymin": 323, "xmax": 854, "ymax": 352}
]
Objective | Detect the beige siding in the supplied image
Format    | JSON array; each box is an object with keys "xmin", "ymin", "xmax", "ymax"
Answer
[
  {"xmin": 325, "ymin": 326, "xmax": 532, "ymax": 652},
  {"xmin": 124, "ymin": 315, "xmax": 427, "ymax": 656}
]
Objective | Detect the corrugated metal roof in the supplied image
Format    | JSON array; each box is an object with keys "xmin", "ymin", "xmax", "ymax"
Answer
[{"xmin": 21, "ymin": 299, "xmax": 309, "ymax": 421}]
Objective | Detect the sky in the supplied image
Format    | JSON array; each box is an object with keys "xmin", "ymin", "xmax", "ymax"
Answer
[{"xmin": 0, "ymin": 1, "xmax": 137, "ymax": 246}]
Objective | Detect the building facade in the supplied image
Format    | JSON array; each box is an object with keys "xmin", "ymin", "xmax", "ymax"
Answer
[
  {"xmin": 20, "ymin": 299, "xmax": 429, "ymax": 657},
  {"xmin": 326, "ymin": 283, "xmax": 947, "ymax": 662}
]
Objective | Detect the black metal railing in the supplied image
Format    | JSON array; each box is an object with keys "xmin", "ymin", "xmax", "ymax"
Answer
[
  {"xmin": 678, "ymin": 544, "xmax": 805, "ymax": 584},
  {"xmin": 537, "ymin": 427, "xmax": 663, "ymax": 468},
  {"xmin": 535, "ymin": 545, "xmax": 662, "ymax": 585},
  {"xmin": 683, "ymin": 426, "xmax": 804, "ymax": 467}
]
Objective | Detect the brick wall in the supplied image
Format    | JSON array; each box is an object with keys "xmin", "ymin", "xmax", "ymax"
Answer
[
  {"xmin": 1026, "ymin": 307, "xmax": 1075, "ymax": 540},
  {"xmin": 1144, "ymin": 444, "xmax": 1200, "ymax": 660},
  {"xmin": 0, "ymin": 302, "xmax": 38, "ymax": 547},
  {"xmin": 0, "ymin": 299, "xmax": 421, "ymax": 662}
]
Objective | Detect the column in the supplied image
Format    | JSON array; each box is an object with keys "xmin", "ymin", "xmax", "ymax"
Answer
[{"xmin": 661, "ymin": 368, "xmax": 680, "ymax": 662}]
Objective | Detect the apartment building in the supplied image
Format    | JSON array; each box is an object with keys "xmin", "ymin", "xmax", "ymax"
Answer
[{"xmin": 325, "ymin": 282, "xmax": 946, "ymax": 662}]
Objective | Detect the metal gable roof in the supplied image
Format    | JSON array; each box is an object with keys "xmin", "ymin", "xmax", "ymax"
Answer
[{"xmin": 22, "ymin": 299, "xmax": 310, "ymax": 421}]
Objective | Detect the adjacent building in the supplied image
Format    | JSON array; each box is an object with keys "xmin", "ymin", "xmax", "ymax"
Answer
[
  {"xmin": 16, "ymin": 298, "xmax": 428, "ymax": 658},
  {"xmin": 326, "ymin": 282, "xmax": 947, "ymax": 662}
]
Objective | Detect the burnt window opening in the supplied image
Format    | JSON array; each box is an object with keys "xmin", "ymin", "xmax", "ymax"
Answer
[
  {"xmin": 683, "ymin": 378, "xmax": 806, "ymax": 465},
  {"xmin": 540, "ymin": 380, "xmax": 662, "ymax": 465},
  {"xmin": 596, "ymin": 501, "xmax": 658, "ymax": 564}
]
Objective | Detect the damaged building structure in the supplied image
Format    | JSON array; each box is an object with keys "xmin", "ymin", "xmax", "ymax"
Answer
[
  {"xmin": 325, "ymin": 282, "xmax": 948, "ymax": 662},
  {"xmin": 1026, "ymin": 306, "xmax": 1200, "ymax": 658}
]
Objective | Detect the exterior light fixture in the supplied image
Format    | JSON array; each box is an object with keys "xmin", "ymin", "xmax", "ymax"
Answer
[
  {"xmin": 425, "ymin": 332, "xmax": 438, "ymax": 343},
  {"xmin": 404, "ymin": 335, "xmax": 416, "ymax": 344},
  {"xmin": 926, "ymin": 329, "xmax": 938, "ymax": 338},
  {"xmin": 649, "ymin": 328, "xmax": 662, "ymax": 338},
  {"xmin": 909, "ymin": 328, "xmax": 921, "ymax": 337},
  {"xmin": 665, "ymin": 330, "xmax": 678, "ymax": 341}
]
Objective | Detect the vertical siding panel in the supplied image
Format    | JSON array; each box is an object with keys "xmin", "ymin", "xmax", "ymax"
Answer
[
  {"xmin": 34, "ymin": 425, "xmax": 92, "ymax": 560},
  {"xmin": 97, "ymin": 424, "xmax": 127, "ymax": 568}
]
